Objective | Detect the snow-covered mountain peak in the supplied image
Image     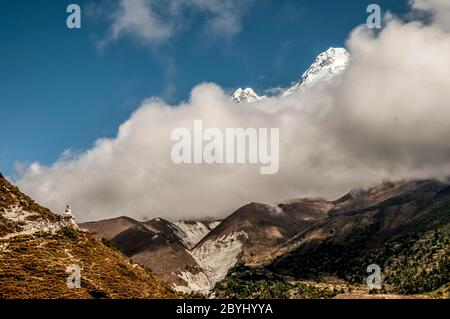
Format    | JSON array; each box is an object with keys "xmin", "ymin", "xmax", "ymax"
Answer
[
  {"xmin": 283, "ymin": 47, "xmax": 350, "ymax": 96},
  {"xmin": 301, "ymin": 47, "xmax": 349, "ymax": 86},
  {"xmin": 231, "ymin": 48, "xmax": 350, "ymax": 102},
  {"xmin": 231, "ymin": 87, "xmax": 266, "ymax": 103}
]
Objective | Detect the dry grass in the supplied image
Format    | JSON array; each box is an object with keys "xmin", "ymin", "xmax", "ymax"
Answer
[
  {"xmin": 0, "ymin": 230, "xmax": 178, "ymax": 299},
  {"xmin": 0, "ymin": 173, "xmax": 178, "ymax": 299}
]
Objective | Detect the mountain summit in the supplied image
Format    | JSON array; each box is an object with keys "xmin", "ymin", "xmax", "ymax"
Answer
[
  {"xmin": 283, "ymin": 47, "xmax": 349, "ymax": 95},
  {"xmin": 232, "ymin": 47, "xmax": 350, "ymax": 101},
  {"xmin": 231, "ymin": 87, "xmax": 266, "ymax": 103}
]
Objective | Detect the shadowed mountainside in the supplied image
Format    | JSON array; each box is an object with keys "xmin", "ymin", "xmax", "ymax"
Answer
[{"xmin": 214, "ymin": 180, "xmax": 450, "ymax": 298}]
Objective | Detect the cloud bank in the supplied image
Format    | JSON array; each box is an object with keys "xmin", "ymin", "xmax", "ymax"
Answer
[{"xmin": 17, "ymin": 3, "xmax": 450, "ymax": 222}]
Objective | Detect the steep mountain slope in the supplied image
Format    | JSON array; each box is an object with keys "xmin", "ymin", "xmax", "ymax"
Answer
[
  {"xmin": 75, "ymin": 178, "xmax": 450, "ymax": 298},
  {"xmin": 212, "ymin": 179, "xmax": 449, "ymax": 299},
  {"xmin": 266, "ymin": 179, "xmax": 450, "ymax": 296},
  {"xmin": 80, "ymin": 216, "xmax": 139, "ymax": 241},
  {"xmin": 110, "ymin": 218, "xmax": 203, "ymax": 286},
  {"xmin": 196, "ymin": 200, "xmax": 330, "ymax": 265},
  {"xmin": 0, "ymin": 173, "xmax": 174, "ymax": 299},
  {"xmin": 80, "ymin": 217, "xmax": 219, "ymax": 292},
  {"xmin": 180, "ymin": 200, "xmax": 331, "ymax": 292},
  {"xmin": 80, "ymin": 200, "xmax": 331, "ymax": 294}
]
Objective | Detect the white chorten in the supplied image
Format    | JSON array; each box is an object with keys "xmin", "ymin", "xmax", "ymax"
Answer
[
  {"xmin": 61, "ymin": 203, "xmax": 78, "ymax": 229},
  {"xmin": 63, "ymin": 203, "xmax": 74, "ymax": 218}
]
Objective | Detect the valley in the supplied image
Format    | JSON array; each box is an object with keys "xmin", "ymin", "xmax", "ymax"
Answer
[
  {"xmin": 78, "ymin": 179, "xmax": 450, "ymax": 298},
  {"xmin": 1, "ymin": 170, "xmax": 449, "ymax": 299}
]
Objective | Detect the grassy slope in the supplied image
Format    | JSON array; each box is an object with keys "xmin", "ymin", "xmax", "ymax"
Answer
[
  {"xmin": 0, "ymin": 229, "xmax": 178, "ymax": 299},
  {"xmin": 0, "ymin": 173, "xmax": 177, "ymax": 299}
]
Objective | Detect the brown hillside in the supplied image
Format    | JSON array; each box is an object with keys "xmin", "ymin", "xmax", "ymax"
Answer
[{"xmin": 0, "ymin": 173, "xmax": 176, "ymax": 299}]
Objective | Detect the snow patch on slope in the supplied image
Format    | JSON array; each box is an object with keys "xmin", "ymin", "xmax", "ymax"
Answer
[
  {"xmin": 173, "ymin": 270, "xmax": 214, "ymax": 294},
  {"xmin": 173, "ymin": 221, "xmax": 220, "ymax": 249},
  {"xmin": 0, "ymin": 205, "xmax": 78, "ymax": 240},
  {"xmin": 174, "ymin": 231, "xmax": 248, "ymax": 293}
]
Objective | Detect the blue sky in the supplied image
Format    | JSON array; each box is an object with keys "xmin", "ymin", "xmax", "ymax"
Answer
[{"xmin": 0, "ymin": 0, "xmax": 410, "ymax": 178}]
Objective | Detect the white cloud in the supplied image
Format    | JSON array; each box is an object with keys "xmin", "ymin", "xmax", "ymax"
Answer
[
  {"xmin": 188, "ymin": 0, "xmax": 253, "ymax": 37},
  {"xmin": 16, "ymin": 3, "xmax": 450, "ymax": 222},
  {"xmin": 105, "ymin": 0, "xmax": 254, "ymax": 45},
  {"xmin": 411, "ymin": 0, "xmax": 450, "ymax": 31},
  {"xmin": 263, "ymin": 87, "xmax": 285, "ymax": 96},
  {"xmin": 110, "ymin": 0, "xmax": 173, "ymax": 43}
]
